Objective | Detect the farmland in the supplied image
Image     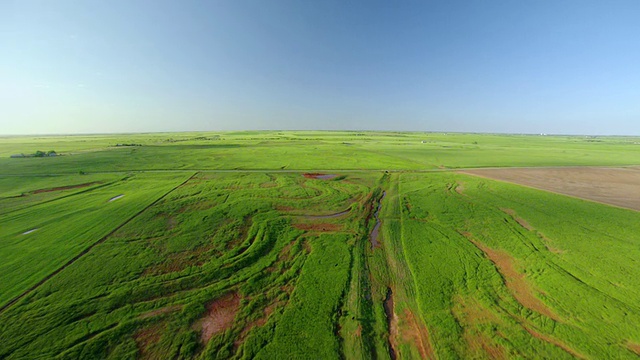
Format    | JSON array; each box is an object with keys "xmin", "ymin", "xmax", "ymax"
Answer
[{"xmin": 1, "ymin": 131, "xmax": 640, "ymax": 359}]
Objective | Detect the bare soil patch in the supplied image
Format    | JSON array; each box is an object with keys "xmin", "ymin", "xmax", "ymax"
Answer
[
  {"xmin": 453, "ymin": 295, "xmax": 503, "ymax": 326},
  {"xmin": 461, "ymin": 167, "xmax": 640, "ymax": 211},
  {"xmin": 302, "ymin": 173, "xmax": 338, "ymax": 180},
  {"xmin": 523, "ymin": 326, "xmax": 585, "ymax": 359},
  {"xmin": 626, "ymin": 342, "xmax": 640, "ymax": 355},
  {"xmin": 478, "ymin": 334, "xmax": 507, "ymax": 359},
  {"xmin": 464, "ymin": 331, "xmax": 507, "ymax": 360},
  {"xmin": 501, "ymin": 208, "xmax": 534, "ymax": 231},
  {"xmin": 304, "ymin": 209, "xmax": 350, "ymax": 219},
  {"xmin": 461, "ymin": 232, "xmax": 561, "ymax": 322},
  {"xmin": 193, "ymin": 293, "xmax": 241, "ymax": 344},
  {"xmin": 292, "ymin": 222, "xmax": 342, "ymax": 232},
  {"xmin": 399, "ymin": 308, "xmax": 436, "ymax": 360},
  {"xmin": 452, "ymin": 296, "xmax": 507, "ymax": 359},
  {"xmin": 134, "ymin": 321, "xmax": 166, "ymax": 359}
]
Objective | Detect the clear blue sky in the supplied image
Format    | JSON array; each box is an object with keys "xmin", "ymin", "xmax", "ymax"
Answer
[{"xmin": 2, "ymin": 0, "xmax": 639, "ymax": 135}]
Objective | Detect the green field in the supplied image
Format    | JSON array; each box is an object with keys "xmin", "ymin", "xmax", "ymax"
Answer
[{"xmin": 1, "ymin": 131, "xmax": 640, "ymax": 359}]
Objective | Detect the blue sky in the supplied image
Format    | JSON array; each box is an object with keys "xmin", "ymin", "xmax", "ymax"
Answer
[{"xmin": 2, "ymin": 0, "xmax": 639, "ymax": 135}]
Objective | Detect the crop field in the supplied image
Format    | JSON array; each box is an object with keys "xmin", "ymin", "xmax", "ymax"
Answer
[{"xmin": 1, "ymin": 131, "xmax": 640, "ymax": 359}]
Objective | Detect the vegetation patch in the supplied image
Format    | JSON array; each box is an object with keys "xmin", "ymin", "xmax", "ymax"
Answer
[
  {"xmin": 3, "ymin": 133, "xmax": 640, "ymax": 359},
  {"xmin": 138, "ymin": 305, "xmax": 183, "ymax": 320}
]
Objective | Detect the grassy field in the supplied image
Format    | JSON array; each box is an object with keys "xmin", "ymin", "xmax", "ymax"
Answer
[
  {"xmin": 1, "ymin": 131, "xmax": 640, "ymax": 359},
  {"xmin": 2, "ymin": 131, "xmax": 640, "ymax": 175}
]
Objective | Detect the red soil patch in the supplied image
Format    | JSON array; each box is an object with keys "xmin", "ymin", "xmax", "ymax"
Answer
[
  {"xmin": 461, "ymin": 167, "xmax": 640, "ymax": 212},
  {"xmin": 455, "ymin": 182, "xmax": 466, "ymax": 196},
  {"xmin": 305, "ymin": 209, "xmax": 351, "ymax": 219},
  {"xmin": 461, "ymin": 331, "xmax": 507, "ymax": 360},
  {"xmin": 32, "ymin": 181, "xmax": 100, "ymax": 194},
  {"xmin": 478, "ymin": 334, "xmax": 507, "ymax": 359},
  {"xmin": 354, "ymin": 324, "xmax": 362, "ymax": 337},
  {"xmin": 501, "ymin": 208, "xmax": 534, "ymax": 231},
  {"xmin": 280, "ymin": 284, "xmax": 295, "ymax": 295},
  {"xmin": 453, "ymin": 296, "xmax": 508, "ymax": 359},
  {"xmin": 193, "ymin": 293, "xmax": 241, "ymax": 344},
  {"xmin": 461, "ymin": 232, "xmax": 561, "ymax": 322},
  {"xmin": 453, "ymin": 295, "xmax": 503, "ymax": 326},
  {"xmin": 523, "ymin": 326, "xmax": 585, "ymax": 359},
  {"xmin": 134, "ymin": 322, "xmax": 166, "ymax": 359},
  {"xmin": 398, "ymin": 309, "xmax": 436, "ymax": 360},
  {"xmin": 627, "ymin": 342, "xmax": 640, "ymax": 355},
  {"xmin": 302, "ymin": 173, "xmax": 337, "ymax": 180},
  {"xmin": 292, "ymin": 222, "xmax": 342, "ymax": 232},
  {"xmin": 302, "ymin": 239, "xmax": 312, "ymax": 253}
]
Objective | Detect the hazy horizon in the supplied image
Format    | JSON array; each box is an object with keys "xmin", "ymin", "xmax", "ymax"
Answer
[{"xmin": 2, "ymin": 1, "xmax": 640, "ymax": 136}]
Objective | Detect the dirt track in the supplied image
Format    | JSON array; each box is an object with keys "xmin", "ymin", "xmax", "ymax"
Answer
[{"xmin": 460, "ymin": 167, "xmax": 640, "ymax": 211}]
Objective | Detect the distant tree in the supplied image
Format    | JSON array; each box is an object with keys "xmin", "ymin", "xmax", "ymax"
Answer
[
  {"xmin": 34, "ymin": 150, "xmax": 45, "ymax": 157},
  {"xmin": 47, "ymin": 150, "xmax": 57, "ymax": 156}
]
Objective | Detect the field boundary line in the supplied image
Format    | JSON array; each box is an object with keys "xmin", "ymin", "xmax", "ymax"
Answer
[
  {"xmin": 0, "ymin": 178, "xmax": 123, "ymax": 216},
  {"xmin": 2, "ymin": 164, "xmax": 640, "ymax": 177},
  {"xmin": 0, "ymin": 172, "xmax": 198, "ymax": 314}
]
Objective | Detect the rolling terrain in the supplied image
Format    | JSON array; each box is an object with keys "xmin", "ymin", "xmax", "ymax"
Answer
[{"xmin": 1, "ymin": 131, "xmax": 640, "ymax": 359}]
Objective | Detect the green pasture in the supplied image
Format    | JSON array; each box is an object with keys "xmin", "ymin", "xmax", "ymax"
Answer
[
  {"xmin": 1, "ymin": 132, "xmax": 639, "ymax": 175},
  {"xmin": 0, "ymin": 172, "xmax": 191, "ymax": 308},
  {"xmin": 1, "ymin": 131, "xmax": 640, "ymax": 359},
  {"xmin": 397, "ymin": 172, "xmax": 640, "ymax": 359}
]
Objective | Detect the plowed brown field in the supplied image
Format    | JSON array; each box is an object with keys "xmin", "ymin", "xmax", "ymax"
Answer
[{"xmin": 460, "ymin": 167, "xmax": 640, "ymax": 211}]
